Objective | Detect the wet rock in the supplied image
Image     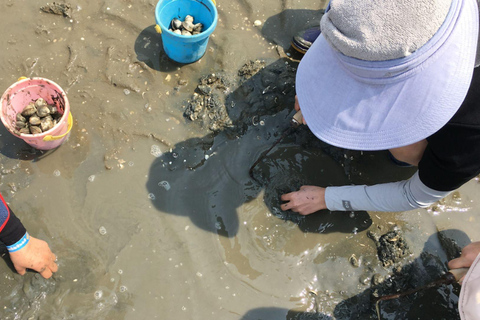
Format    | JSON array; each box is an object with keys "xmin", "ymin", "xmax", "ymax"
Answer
[{"xmin": 368, "ymin": 227, "xmax": 412, "ymax": 268}]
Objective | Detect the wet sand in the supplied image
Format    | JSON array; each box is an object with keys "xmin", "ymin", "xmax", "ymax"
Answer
[{"xmin": 0, "ymin": 1, "xmax": 479, "ymax": 319}]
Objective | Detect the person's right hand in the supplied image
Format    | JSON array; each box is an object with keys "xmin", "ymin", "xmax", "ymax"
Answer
[
  {"xmin": 9, "ymin": 236, "xmax": 58, "ymax": 279},
  {"xmin": 448, "ymin": 241, "xmax": 480, "ymax": 282},
  {"xmin": 294, "ymin": 95, "xmax": 307, "ymax": 125}
]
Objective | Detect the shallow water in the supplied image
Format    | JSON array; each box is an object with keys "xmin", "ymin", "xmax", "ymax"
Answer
[{"xmin": 0, "ymin": 1, "xmax": 479, "ymax": 319}]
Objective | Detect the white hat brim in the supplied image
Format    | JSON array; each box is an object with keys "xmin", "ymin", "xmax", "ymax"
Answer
[{"xmin": 296, "ymin": 0, "xmax": 479, "ymax": 151}]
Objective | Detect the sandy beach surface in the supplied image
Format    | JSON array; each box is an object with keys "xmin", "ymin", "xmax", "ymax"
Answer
[{"xmin": 0, "ymin": 1, "xmax": 479, "ymax": 319}]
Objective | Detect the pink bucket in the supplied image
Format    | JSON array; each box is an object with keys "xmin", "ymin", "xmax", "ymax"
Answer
[{"xmin": 0, "ymin": 77, "xmax": 73, "ymax": 150}]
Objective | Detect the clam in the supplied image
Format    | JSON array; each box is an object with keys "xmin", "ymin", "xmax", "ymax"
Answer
[
  {"xmin": 193, "ymin": 23, "xmax": 203, "ymax": 32},
  {"xmin": 15, "ymin": 120, "xmax": 26, "ymax": 129},
  {"xmin": 29, "ymin": 115, "xmax": 41, "ymax": 126},
  {"xmin": 30, "ymin": 125, "xmax": 42, "ymax": 134},
  {"xmin": 170, "ymin": 15, "xmax": 203, "ymax": 36},
  {"xmin": 182, "ymin": 20, "xmax": 194, "ymax": 32},
  {"xmin": 16, "ymin": 113, "xmax": 26, "ymax": 122},
  {"xmin": 22, "ymin": 103, "xmax": 37, "ymax": 117},
  {"xmin": 37, "ymin": 105, "xmax": 51, "ymax": 118},
  {"xmin": 171, "ymin": 18, "xmax": 182, "ymax": 30},
  {"xmin": 19, "ymin": 127, "xmax": 30, "ymax": 134},
  {"xmin": 41, "ymin": 115, "xmax": 54, "ymax": 132},
  {"xmin": 35, "ymin": 98, "xmax": 47, "ymax": 108},
  {"xmin": 47, "ymin": 104, "xmax": 58, "ymax": 115}
]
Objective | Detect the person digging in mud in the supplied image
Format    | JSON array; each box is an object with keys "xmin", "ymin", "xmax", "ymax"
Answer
[
  {"xmin": 281, "ymin": 0, "xmax": 480, "ymax": 215},
  {"xmin": 0, "ymin": 192, "xmax": 58, "ymax": 279}
]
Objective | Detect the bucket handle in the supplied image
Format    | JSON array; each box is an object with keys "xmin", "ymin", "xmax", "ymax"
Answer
[
  {"xmin": 43, "ymin": 112, "xmax": 73, "ymax": 141},
  {"xmin": 155, "ymin": 0, "xmax": 216, "ymax": 34}
]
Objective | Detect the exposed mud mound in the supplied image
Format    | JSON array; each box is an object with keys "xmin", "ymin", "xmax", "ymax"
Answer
[
  {"xmin": 368, "ymin": 227, "xmax": 412, "ymax": 268},
  {"xmin": 184, "ymin": 59, "xmax": 297, "ymax": 135},
  {"xmin": 40, "ymin": 2, "xmax": 72, "ymax": 18},
  {"xmin": 184, "ymin": 73, "xmax": 234, "ymax": 132}
]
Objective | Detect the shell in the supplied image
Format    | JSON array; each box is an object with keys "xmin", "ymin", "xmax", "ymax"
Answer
[
  {"xmin": 37, "ymin": 105, "xmax": 51, "ymax": 118},
  {"xmin": 193, "ymin": 23, "xmax": 203, "ymax": 32},
  {"xmin": 35, "ymin": 98, "xmax": 47, "ymax": 108},
  {"xmin": 29, "ymin": 116, "xmax": 41, "ymax": 126},
  {"xmin": 30, "ymin": 125, "xmax": 42, "ymax": 134},
  {"xmin": 22, "ymin": 103, "xmax": 37, "ymax": 117},
  {"xmin": 182, "ymin": 20, "xmax": 194, "ymax": 32},
  {"xmin": 173, "ymin": 29, "xmax": 182, "ymax": 35},
  {"xmin": 19, "ymin": 127, "xmax": 30, "ymax": 134},
  {"xmin": 16, "ymin": 113, "xmax": 26, "ymax": 122},
  {"xmin": 181, "ymin": 29, "xmax": 192, "ymax": 36},
  {"xmin": 47, "ymin": 104, "xmax": 58, "ymax": 115},
  {"xmin": 41, "ymin": 116, "xmax": 54, "ymax": 132},
  {"xmin": 184, "ymin": 15, "xmax": 194, "ymax": 23},
  {"xmin": 171, "ymin": 18, "xmax": 182, "ymax": 30},
  {"xmin": 15, "ymin": 120, "xmax": 26, "ymax": 129}
]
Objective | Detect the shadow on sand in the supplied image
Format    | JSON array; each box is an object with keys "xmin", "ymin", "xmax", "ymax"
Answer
[
  {"xmin": 240, "ymin": 229, "xmax": 471, "ymax": 320},
  {"xmin": 143, "ymin": 54, "xmax": 419, "ymax": 237}
]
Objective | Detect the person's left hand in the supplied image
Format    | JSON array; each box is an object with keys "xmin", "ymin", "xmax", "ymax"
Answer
[
  {"xmin": 281, "ymin": 185, "xmax": 327, "ymax": 215},
  {"xmin": 448, "ymin": 241, "xmax": 480, "ymax": 283},
  {"xmin": 9, "ymin": 236, "xmax": 58, "ymax": 279}
]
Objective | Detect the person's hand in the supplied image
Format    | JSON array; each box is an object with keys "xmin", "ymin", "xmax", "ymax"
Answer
[
  {"xmin": 294, "ymin": 95, "xmax": 307, "ymax": 125},
  {"xmin": 448, "ymin": 241, "xmax": 480, "ymax": 282},
  {"xmin": 9, "ymin": 236, "xmax": 58, "ymax": 279},
  {"xmin": 281, "ymin": 185, "xmax": 327, "ymax": 215}
]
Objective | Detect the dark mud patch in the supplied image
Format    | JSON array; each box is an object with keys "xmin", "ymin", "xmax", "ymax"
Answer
[
  {"xmin": 184, "ymin": 73, "xmax": 235, "ymax": 132},
  {"xmin": 368, "ymin": 227, "xmax": 412, "ymax": 268},
  {"xmin": 183, "ymin": 59, "xmax": 297, "ymax": 136},
  {"xmin": 264, "ymin": 174, "xmax": 309, "ymax": 223},
  {"xmin": 40, "ymin": 2, "xmax": 72, "ymax": 18}
]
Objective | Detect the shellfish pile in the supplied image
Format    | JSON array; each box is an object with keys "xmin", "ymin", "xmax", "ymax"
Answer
[
  {"xmin": 15, "ymin": 98, "xmax": 62, "ymax": 134},
  {"xmin": 170, "ymin": 15, "xmax": 203, "ymax": 36}
]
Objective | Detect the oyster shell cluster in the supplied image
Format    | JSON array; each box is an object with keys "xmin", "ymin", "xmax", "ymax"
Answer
[
  {"xmin": 15, "ymin": 98, "xmax": 62, "ymax": 135},
  {"xmin": 170, "ymin": 15, "xmax": 203, "ymax": 36}
]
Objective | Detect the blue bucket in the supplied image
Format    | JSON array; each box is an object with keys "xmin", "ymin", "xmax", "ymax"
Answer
[{"xmin": 155, "ymin": 0, "xmax": 218, "ymax": 64}]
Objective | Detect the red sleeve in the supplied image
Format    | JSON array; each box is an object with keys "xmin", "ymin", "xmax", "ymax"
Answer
[{"xmin": 0, "ymin": 192, "xmax": 27, "ymax": 246}]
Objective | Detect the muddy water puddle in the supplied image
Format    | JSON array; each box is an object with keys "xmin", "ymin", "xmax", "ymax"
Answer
[{"xmin": 0, "ymin": 0, "xmax": 478, "ymax": 319}]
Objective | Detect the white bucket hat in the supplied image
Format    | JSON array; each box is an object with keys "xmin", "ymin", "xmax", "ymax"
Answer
[{"xmin": 296, "ymin": 0, "xmax": 479, "ymax": 151}]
